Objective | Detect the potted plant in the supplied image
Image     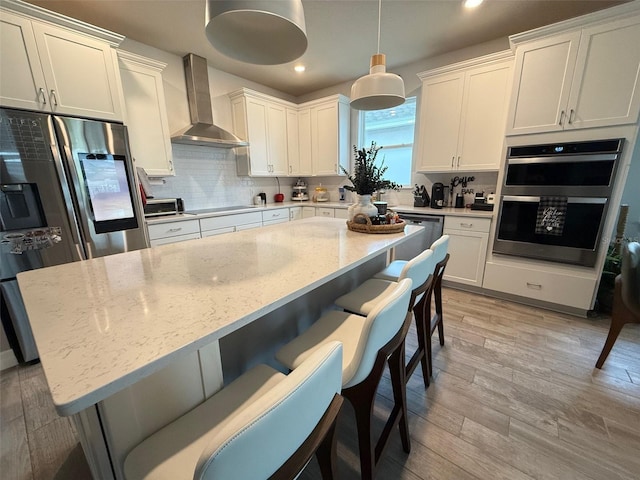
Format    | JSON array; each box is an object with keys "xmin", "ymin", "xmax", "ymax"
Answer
[{"xmin": 341, "ymin": 142, "xmax": 400, "ymax": 221}]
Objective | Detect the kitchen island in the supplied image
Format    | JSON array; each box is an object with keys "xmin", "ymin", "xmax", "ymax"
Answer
[{"xmin": 17, "ymin": 217, "xmax": 422, "ymax": 479}]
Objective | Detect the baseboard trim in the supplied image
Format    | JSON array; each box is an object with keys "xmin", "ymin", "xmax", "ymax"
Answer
[{"xmin": 1, "ymin": 349, "xmax": 18, "ymax": 371}]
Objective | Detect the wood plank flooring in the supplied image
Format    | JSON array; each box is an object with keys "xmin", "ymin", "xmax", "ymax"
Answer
[{"xmin": 1, "ymin": 287, "xmax": 639, "ymax": 479}]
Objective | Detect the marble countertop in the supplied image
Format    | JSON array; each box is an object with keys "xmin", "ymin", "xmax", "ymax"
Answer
[
  {"xmin": 146, "ymin": 201, "xmax": 493, "ymax": 225},
  {"xmin": 17, "ymin": 218, "xmax": 422, "ymax": 416}
]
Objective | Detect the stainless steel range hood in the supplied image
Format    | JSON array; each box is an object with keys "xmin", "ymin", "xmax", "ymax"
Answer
[{"xmin": 171, "ymin": 53, "xmax": 248, "ymax": 148}]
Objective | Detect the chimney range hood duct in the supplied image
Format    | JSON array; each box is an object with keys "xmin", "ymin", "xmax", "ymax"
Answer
[{"xmin": 171, "ymin": 53, "xmax": 248, "ymax": 148}]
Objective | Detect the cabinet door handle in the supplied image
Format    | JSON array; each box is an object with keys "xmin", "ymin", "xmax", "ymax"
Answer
[
  {"xmin": 38, "ymin": 87, "xmax": 47, "ymax": 105},
  {"xmin": 289, "ymin": 165, "xmax": 292, "ymax": 174},
  {"xmin": 559, "ymin": 110, "xmax": 565, "ymax": 125},
  {"xmin": 50, "ymin": 89, "xmax": 58, "ymax": 107},
  {"xmin": 526, "ymin": 282, "xmax": 542, "ymax": 290},
  {"xmin": 568, "ymin": 109, "xmax": 575, "ymax": 124},
  {"xmin": 459, "ymin": 222, "xmax": 473, "ymax": 228},
  {"xmin": 457, "ymin": 156, "xmax": 461, "ymax": 168},
  {"xmin": 168, "ymin": 227, "xmax": 182, "ymax": 232},
  {"xmin": 451, "ymin": 156, "xmax": 455, "ymax": 168}
]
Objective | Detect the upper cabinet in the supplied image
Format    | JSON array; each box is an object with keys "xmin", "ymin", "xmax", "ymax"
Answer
[
  {"xmin": 230, "ymin": 89, "xmax": 349, "ymax": 177},
  {"xmin": 118, "ymin": 51, "xmax": 174, "ymax": 176},
  {"xmin": 230, "ymin": 89, "xmax": 292, "ymax": 177},
  {"xmin": 416, "ymin": 52, "xmax": 513, "ymax": 173},
  {"xmin": 506, "ymin": 7, "xmax": 640, "ymax": 135},
  {"xmin": 0, "ymin": 5, "xmax": 123, "ymax": 121},
  {"xmin": 299, "ymin": 95, "xmax": 350, "ymax": 176}
]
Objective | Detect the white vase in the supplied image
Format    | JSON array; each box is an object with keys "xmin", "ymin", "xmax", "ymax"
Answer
[{"xmin": 348, "ymin": 194, "xmax": 379, "ymax": 222}]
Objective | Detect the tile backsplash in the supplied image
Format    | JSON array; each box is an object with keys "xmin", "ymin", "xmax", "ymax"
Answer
[
  {"xmin": 148, "ymin": 145, "xmax": 295, "ymax": 210},
  {"xmin": 148, "ymin": 145, "xmax": 498, "ymax": 210}
]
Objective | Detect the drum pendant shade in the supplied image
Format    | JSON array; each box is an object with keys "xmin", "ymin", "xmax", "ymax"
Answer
[
  {"xmin": 350, "ymin": 0, "xmax": 405, "ymax": 111},
  {"xmin": 350, "ymin": 54, "xmax": 405, "ymax": 111},
  {"xmin": 205, "ymin": 0, "xmax": 308, "ymax": 65}
]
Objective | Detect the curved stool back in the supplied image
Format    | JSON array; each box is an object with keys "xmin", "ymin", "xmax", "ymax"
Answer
[
  {"xmin": 344, "ymin": 278, "xmax": 414, "ymax": 388},
  {"xmin": 125, "ymin": 342, "xmax": 343, "ymax": 480},
  {"xmin": 427, "ymin": 234, "xmax": 450, "ymax": 378}
]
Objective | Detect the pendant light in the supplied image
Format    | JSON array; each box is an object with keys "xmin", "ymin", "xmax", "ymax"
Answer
[
  {"xmin": 205, "ymin": 0, "xmax": 307, "ymax": 65},
  {"xmin": 350, "ymin": 0, "xmax": 405, "ymax": 111}
]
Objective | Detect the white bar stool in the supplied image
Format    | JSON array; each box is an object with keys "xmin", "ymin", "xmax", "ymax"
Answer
[
  {"xmin": 124, "ymin": 342, "xmax": 344, "ymax": 480},
  {"xmin": 377, "ymin": 235, "xmax": 450, "ymax": 381},
  {"xmin": 334, "ymin": 248, "xmax": 437, "ymax": 387},
  {"xmin": 275, "ymin": 278, "xmax": 413, "ymax": 480}
]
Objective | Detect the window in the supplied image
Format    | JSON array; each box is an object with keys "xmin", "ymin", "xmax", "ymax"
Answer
[{"xmin": 359, "ymin": 96, "xmax": 416, "ymax": 187}]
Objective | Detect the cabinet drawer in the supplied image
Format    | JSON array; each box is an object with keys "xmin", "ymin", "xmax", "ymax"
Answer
[
  {"xmin": 148, "ymin": 219, "xmax": 200, "ymax": 240},
  {"xmin": 201, "ymin": 226, "xmax": 235, "ymax": 238},
  {"xmin": 334, "ymin": 208, "xmax": 349, "ymax": 219},
  {"xmin": 262, "ymin": 208, "xmax": 289, "ymax": 222},
  {"xmin": 200, "ymin": 211, "xmax": 263, "ymax": 231},
  {"xmin": 150, "ymin": 232, "xmax": 201, "ymax": 247},
  {"xmin": 444, "ymin": 216, "xmax": 491, "ymax": 233},
  {"xmin": 316, "ymin": 207, "xmax": 335, "ymax": 218},
  {"xmin": 482, "ymin": 262, "xmax": 597, "ymax": 310}
]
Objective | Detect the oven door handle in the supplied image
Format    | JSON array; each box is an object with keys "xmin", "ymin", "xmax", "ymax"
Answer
[{"xmin": 501, "ymin": 196, "xmax": 607, "ymax": 204}]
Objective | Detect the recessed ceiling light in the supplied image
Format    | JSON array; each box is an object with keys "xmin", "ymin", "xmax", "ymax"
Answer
[
  {"xmin": 464, "ymin": 0, "xmax": 484, "ymax": 8},
  {"xmin": 294, "ymin": 65, "xmax": 306, "ymax": 73}
]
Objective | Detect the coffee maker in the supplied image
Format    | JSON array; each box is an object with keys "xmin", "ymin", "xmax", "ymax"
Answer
[{"xmin": 430, "ymin": 183, "xmax": 445, "ymax": 209}]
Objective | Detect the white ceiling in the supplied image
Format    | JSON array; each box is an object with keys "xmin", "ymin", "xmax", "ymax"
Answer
[{"xmin": 27, "ymin": 0, "xmax": 626, "ymax": 97}]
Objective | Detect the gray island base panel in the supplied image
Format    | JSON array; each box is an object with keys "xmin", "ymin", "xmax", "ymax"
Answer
[{"xmin": 17, "ymin": 217, "xmax": 423, "ymax": 479}]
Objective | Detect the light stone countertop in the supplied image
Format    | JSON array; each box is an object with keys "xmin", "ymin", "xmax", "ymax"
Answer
[
  {"xmin": 146, "ymin": 201, "xmax": 493, "ymax": 225},
  {"xmin": 17, "ymin": 218, "xmax": 423, "ymax": 416}
]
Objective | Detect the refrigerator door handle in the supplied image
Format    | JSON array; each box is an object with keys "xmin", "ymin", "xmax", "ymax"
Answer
[{"xmin": 49, "ymin": 142, "xmax": 86, "ymax": 261}]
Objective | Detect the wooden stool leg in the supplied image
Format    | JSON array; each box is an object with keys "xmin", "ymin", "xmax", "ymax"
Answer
[
  {"xmin": 343, "ymin": 383, "xmax": 377, "ymax": 480},
  {"xmin": 388, "ymin": 342, "xmax": 411, "ymax": 453},
  {"xmin": 596, "ymin": 321, "xmax": 624, "ymax": 369},
  {"xmin": 413, "ymin": 294, "xmax": 430, "ymax": 388},
  {"xmin": 316, "ymin": 415, "xmax": 339, "ymax": 480}
]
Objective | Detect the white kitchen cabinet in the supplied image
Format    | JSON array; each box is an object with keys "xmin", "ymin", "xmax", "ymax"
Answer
[
  {"xmin": 262, "ymin": 208, "xmax": 290, "ymax": 226},
  {"xmin": 118, "ymin": 51, "xmax": 174, "ymax": 176},
  {"xmin": 199, "ymin": 211, "xmax": 263, "ymax": 236},
  {"xmin": 230, "ymin": 89, "xmax": 292, "ymax": 177},
  {"xmin": 334, "ymin": 208, "xmax": 349, "ymax": 219},
  {"xmin": 0, "ymin": 7, "xmax": 123, "ymax": 121},
  {"xmin": 299, "ymin": 95, "xmax": 350, "ymax": 176},
  {"xmin": 289, "ymin": 207, "xmax": 302, "ymax": 221},
  {"xmin": 316, "ymin": 207, "xmax": 335, "ymax": 218},
  {"xmin": 416, "ymin": 53, "xmax": 512, "ymax": 173},
  {"xmin": 148, "ymin": 219, "xmax": 201, "ymax": 247},
  {"xmin": 482, "ymin": 261, "xmax": 597, "ymax": 311},
  {"xmin": 286, "ymin": 108, "xmax": 312, "ymax": 176},
  {"xmin": 506, "ymin": 10, "xmax": 640, "ymax": 135},
  {"xmin": 443, "ymin": 216, "xmax": 491, "ymax": 287},
  {"xmin": 302, "ymin": 206, "xmax": 316, "ymax": 218}
]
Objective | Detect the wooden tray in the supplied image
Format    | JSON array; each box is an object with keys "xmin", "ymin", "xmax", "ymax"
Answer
[{"xmin": 346, "ymin": 213, "xmax": 406, "ymax": 234}]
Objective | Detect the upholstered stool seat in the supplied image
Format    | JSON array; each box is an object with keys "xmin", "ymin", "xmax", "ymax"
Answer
[
  {"xmin": 125, "ymin": 341, "xmax": 343, "ymax": 480},
  {"xmin": 276, "ymin": 279, "xmax": 414, "ymax": 480}
]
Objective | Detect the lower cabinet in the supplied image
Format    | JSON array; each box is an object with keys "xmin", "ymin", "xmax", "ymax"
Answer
[
  {"xmin": 289, "ymin": 207, "xmax": 302, "ymax": 221},
  {"xmin": 316, "ymin": 207, "xmax": 335, "ymax": 218},
  {"xmin": 482, "ymin": 261, "xmax": 597, "ymax": 310},
  {"xmin": 262, "ymin": 208, "xmax": 290, "ymax": 226},
  {"xmin": 443, "ymin": 216, "xmax": 491, "ymax": 287},
  {"xmin": 334, "ymin": 208, "xmax": 349, "ymax": 219},
  {"xmin": 302, "ymin": 206, "xmax": 316, "ymax": 218},
  {"xmin": 148, "ymin": 220, "xmax": 201, "ymax": 246},
  {"xmin": 200, "ymin": 211, "xmax": 263, "ymax": 236}
]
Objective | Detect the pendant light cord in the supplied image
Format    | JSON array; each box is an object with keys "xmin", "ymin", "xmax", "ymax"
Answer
[{"xmin": 377, "ymin": 0, "xmax": 382, "ymax": 54}]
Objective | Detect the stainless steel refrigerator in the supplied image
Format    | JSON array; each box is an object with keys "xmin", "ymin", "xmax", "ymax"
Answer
[{"xmin": 1, "ymin": 107, "xmax": 149, "ymax": 362}]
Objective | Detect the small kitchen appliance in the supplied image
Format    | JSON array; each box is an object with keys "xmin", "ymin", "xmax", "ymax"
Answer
[
  {"xmin": 292, "ymin": 179, "xmax": 309, "ymax": 201},
  {"xmin": 413, "ymin": 185, "xmax": 430, "ymax": 207},
  {"xmin": 143, "ymin": 198, "xmax": 184, "ymax": 217},
  {"xmin": 430, "ymin": 182, "xmax": 445, "ymax": 209},
  {"xmin": 314, "ymin": 185, "xmax": 329, "ymax": 202}
]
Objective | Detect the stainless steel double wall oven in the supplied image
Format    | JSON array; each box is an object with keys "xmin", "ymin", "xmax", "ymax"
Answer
[{"xmin": 493, "ymin": 138, "xmax": 623, "ymax": 267}]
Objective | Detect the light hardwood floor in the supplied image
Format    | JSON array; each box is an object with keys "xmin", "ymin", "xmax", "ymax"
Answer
[{"xmin": 1, "ymin": 288, "xmax": 639, "ymax": 479}]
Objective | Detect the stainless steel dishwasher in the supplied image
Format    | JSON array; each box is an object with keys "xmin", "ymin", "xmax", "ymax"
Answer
[{"xmin": 394, "ymin": 212, "xmax": 444, "ymax": 260}]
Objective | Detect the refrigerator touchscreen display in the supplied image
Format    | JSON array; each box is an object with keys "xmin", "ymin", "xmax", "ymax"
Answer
[{"xmin": 79, "ymin": 153, "xmax": 138, "ymax": 233}]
